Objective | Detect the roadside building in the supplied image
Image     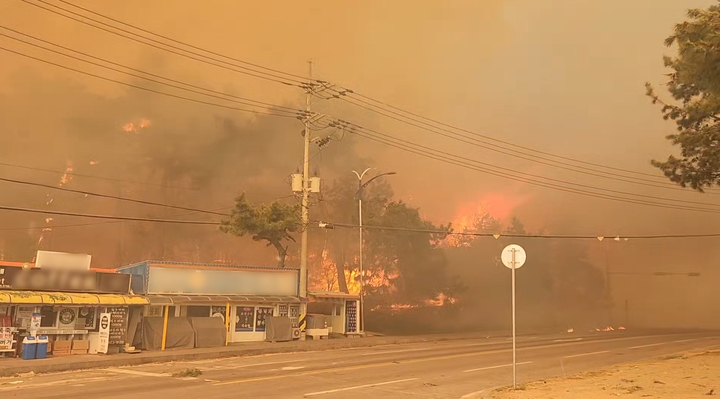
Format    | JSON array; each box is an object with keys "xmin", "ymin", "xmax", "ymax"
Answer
[
  {"xmin": 0, "ymin": 251, "xmax": 148, "ymax": 358},
  {"xmin": 117, "ymin": 260, "xmax": 305, "ymax": 349},
  {"xmin": 307, "ymin": 291, "xmax": 361, "ymax": 336}
]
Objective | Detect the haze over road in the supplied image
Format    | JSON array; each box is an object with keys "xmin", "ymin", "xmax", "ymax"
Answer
[{"xmin": 0, "ymin": 331, "xmax": 717, "ymax": 399}]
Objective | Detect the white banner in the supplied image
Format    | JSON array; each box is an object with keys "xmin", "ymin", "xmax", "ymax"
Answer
[{"xmin": 98, "ymin": 313, "xmax": 110, "ymax": 354}]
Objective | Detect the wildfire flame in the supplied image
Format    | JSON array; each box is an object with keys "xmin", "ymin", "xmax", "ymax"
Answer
[
  {"xmin": 567, "ymin": 328, "xmax": 574, "ymax": 333},
  {"xmin": 58, "ymin": 164, "xmax": 73, "ymax": 187},
  {"xmin": 122, "ymin": 118, "xmax": 152, "ymax": 133}
]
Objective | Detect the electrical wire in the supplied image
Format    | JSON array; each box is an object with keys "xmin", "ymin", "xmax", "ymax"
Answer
[
  {"xmin": 336, "ymin": 87, "xmax": 691, "ymax": 182},
  {"xmin": 0, "ymin": 176, "xmax": 230, "ymax": 216},
  {"xmin": 19, "ymin": 0, "xmax": 696, "ymax": 191},
  {"xmin": 314, "ymin": 221, "xmax": 720, "ymax": 240},
  {"xmin": 328, "ymin": 91, "xmax": 716, "ymax": 193},
  {"xmin": 346, "ymin": 123, "xmax": 720, "ymax": 214},
  {"xmin": 0, "ymin": 30, "xmax": 301, "ymax": 117},
  {"xmin": 56, "ymin": 0, "xmax": 312, "ymax": 83},
  {"xmin": 18, "ymin": 0, "xmax": 306, "ymax": 87},
  {"xmin": 0, "ymin": 45, "xmax": 297, "ymax": 119},
  {"xmin": 0, "ymin": 205, "xmax": 222, "ymax": 224}
]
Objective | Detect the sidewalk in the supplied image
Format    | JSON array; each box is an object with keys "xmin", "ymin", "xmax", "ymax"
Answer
[{"xmin": 0, "ymin": 331, "xmax": 508, "ymax": 377}]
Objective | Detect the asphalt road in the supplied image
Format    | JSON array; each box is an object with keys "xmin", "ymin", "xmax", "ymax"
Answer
[{"xmin": 0, "ymin": 331, "xmax": 717, "ymax": 399}]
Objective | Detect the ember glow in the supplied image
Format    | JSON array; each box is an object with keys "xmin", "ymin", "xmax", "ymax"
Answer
[
  {"xmin": 58, "ymin": 164, "xmax": 74, "ymax": 187},
  {"xmin": 444, "ymin": 192, "xmax": 529, "ymax": 247},
  {"xmin": 122, "ymin": 118, "xmax": 152, "ymax": 133}
]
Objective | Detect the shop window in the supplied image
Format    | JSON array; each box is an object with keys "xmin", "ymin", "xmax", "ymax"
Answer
[
  {"xmin": 187, "ymin": 306, "xmax": 211, "ymax": 318},
  {"xmin": 79, "ymin": 307, "xmax": 97, "ymax": 329},
  {"xmin": 235, "ymin": 307, "xmax": 254, "ymax": 332},
  {"xmin": 165, "ymin": 306, "xmax": 176, "ymax": 317},
  {"xmin": 39, "ymin": 306, "xmax": 57, "ymax": 328},
  {"xmin": 255, "ymin": 307, "xmax": 273, "ymax": 332}
]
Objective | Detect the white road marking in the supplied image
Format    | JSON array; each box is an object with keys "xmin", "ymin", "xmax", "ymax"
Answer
[
  {"xmin": 563, "ymin": 350, "xmax": 609, "ymax": 358},
  {"xmin": 673, "ymin": 338, "xmax": 698, "ymax": 343},
  {"xmin": 281, "ymin": 366, "xmax": 305, "ymax": 371},
  {"xmin": 208, "ymin": 359, "xmax": 305, "ymax": 370},
  {"xmin": 463, "ymin": 361, "xmax": 533, "ymax": 373},
  {"xmin": 554, "ymin": 338, "xmax": 584, "ymax": 342},
  {"xmin": 103, "ymin": 368, "xmax": 169, "ymax": 377},
  {"xmin": 628, "ymin": 342, "xmax": 667, "ymax": 350},
  {"xmin": 361, "ymin": 347, "xmax": 433, "ymax": 356},
  {"xmin": 304, "ymin": 378, "xmax": 418, "ymax": 397},
  {"xmin": 460, "ymin": 389, "xmax": 487, "ymax": 399},
  {"xmin": 0, "ymin": 376, "xmax": 119, "ymax": 391}
]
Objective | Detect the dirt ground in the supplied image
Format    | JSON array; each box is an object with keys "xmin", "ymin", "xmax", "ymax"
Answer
[{"xmin": 488, "ymin": 348, "xmax": 719, "ymax": 399}]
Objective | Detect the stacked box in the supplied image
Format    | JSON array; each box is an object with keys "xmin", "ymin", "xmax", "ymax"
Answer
[
  {"xmin": 71, "ymin": 340, "xmax": 89, "ymax": 355},
  {"xmin": 53, "ymin": 340, "xmax": 71, "ymax": 356}
]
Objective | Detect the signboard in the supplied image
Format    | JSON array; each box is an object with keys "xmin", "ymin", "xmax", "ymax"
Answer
[
  {"xmin": 235, "ymin": 307, "xmax": 254, "ymax": 332},
  {"xmin": 147, "ymin": 267, "xmax": 298, "ymax": 296},
  {"xmin": 35, "ymin": 250, "xmax": 91, "ymax": 270},
  {"xmin": 108, "ymin": 307, "xmax": 128, "ymax": 346},
  {"xmin": 211, "ymin": 306, "xmax": 227, "ymax": 323},
  {"xmin": 0, "ymin": 267, "xmax": 130, "ymax": 294},
  {"xmin": 0, "ymin": 327, "xmax": 13, "ymax": 351},
  {"xmin": 98, "ymin": 313, "xmax": 110, "ymax": 354}
]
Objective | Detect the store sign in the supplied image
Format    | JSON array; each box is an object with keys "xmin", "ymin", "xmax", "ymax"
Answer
[
  {"xmin": 0, "ymin": 267, "xmax": 130, "ymax": 294},
  {"xmin": 147, "ymin": 267, "xmax": 298, "ymax": 296},
  {"xmin": 98, "ymin": 313, "xmax": 110, "ymax": 354}
]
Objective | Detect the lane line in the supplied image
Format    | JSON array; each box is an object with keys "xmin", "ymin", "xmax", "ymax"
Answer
[
  {"xmin": 103, "ymin": 368, "xmax": 169, "ymax": 377},
  {"xmin": 214, "ymin": 334, "xmax": 707, "ymax": 386},
  {"xmin": 304, "ymin": 378, "xmax": 418, "ymax": 397},
  {"xmin": 673, "ymin": 339, "xmax": 698, "ymax": 343},
  {"xmin": 463, "ymin": 361, "xmax": 533, "ymax": 373},
  {"xmin": 628, "ymin": 342, "xmax": 667, "ymax": 350},
  {"xmin": 361, "ymin": 347, "xmax": 433, "ymax": 356},
  {"xmin": 554, "ymin": 338, "xmax": 583, "ymax": 342},
  {"xmin": 563, "ymin": 350, "xmax": 609, "ymax": 359},
  {"xmin": 208, "ymin": 359, "xmax": 304, "ymax": 370}
]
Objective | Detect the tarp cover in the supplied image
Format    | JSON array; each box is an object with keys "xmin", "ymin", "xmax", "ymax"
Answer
[
  {"xmin": 142, "ymin": 317, "xmax": 195, "ymax": 350},
  {"xmin": 189, "ymin": 317, "xmax": 226, "ymax": 348},
  {"xmin": 265, "ymin": 316, "xmax": 292, "ymax": 342}
]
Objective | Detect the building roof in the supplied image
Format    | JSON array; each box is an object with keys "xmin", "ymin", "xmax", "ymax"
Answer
[
  {"xmin": 118, "ymin": 260, "xmax": 296, "ymax": 273},
  {"xmin": 0, "ymin": 261, "xmax": 117, "ymax": 273},
  {"xmin": 309, "ymin": 291, "xmax": 360, "ymax": 300}
]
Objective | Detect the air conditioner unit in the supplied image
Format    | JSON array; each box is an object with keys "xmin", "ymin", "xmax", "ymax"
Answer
[{"xmin": 291, "ymin": 328, "xmax": 301, "ymax": 340}]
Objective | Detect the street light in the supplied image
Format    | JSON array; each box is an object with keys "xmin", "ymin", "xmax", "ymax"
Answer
[{"xmin": 351, "ymin": 168, "xmax": 396, "ymax": 334}]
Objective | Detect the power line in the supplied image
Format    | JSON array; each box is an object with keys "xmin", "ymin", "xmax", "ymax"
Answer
[
  {"xmin": 0, "ymin": 176, "xmax": 230, "ymax": 216},
  {"xmin": 18, "ymin": 0, "xmax": 307, "ymax": 87},
  {"xmin": 0, "ymin": 26, "xmax": 302, "ymax": 115},
  {"xmin": 56, "ymin": 0, "xmax": 312, "ymax": 83},
  {"xmin": 335, "ymin": 88, "xmax": 689, "ymax": 183},
  {"xmin": 325, "ymin": 89, "xmax": 717, "ymax": 194},
  {"xmin": 0, "ymin": 45, "xmax": 297, "ymax": 119},
  {"xmin": 0, "ymin": 205, "xmax": 222, "ymax": 224},
  {"xmin": 19, "ymin": 0, "xmax": 690, "ymax": 190},
  {"xmin": 346, "ymin": 123, "xmax": 720, "ymax": 214},
  {"xmin": 316, "ymin": 221, "xmax": 720, "ymax": 240}
]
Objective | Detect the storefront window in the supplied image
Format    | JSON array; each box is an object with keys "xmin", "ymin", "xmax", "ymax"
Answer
[
  {"xmin": 255, "ymin": 307, "xmax": 273, "ymax": 332},
  {"xmin": 39, "ymin": 306, "xmax": 57, "ymax": 328},
  {"xmin": 187, "ymin": 306, "xmax": 211, "ymax": 318},
  {"xmin": 235, "ymin": 307, "xmax": 254, "ymax": 332}
]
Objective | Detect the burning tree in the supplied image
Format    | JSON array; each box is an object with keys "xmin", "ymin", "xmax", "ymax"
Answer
[{"xmin": 220, "ymin": 194, "xmax": 301, "ymax": 268}]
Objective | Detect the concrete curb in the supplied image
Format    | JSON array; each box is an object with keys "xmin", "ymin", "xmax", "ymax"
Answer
[{"xmin": 0, "ymin": 332, "xmax": 509, "ymax": 377}]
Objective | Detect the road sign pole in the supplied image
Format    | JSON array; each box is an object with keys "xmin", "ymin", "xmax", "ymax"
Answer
[
  {"xmin": 501, "ymin": 244, "xmax": 526, "ymax": 391},
  {"xmin": 511, "ymin": 248, "xmax": 517, "ymax": 390}
]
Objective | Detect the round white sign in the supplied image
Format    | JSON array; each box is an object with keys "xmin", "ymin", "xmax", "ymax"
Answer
[{"xmin": 501, "ymin": 244, "xmax": 527, "ymax": 269}]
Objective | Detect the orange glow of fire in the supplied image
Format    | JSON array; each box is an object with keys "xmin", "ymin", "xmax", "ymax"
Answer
[
  {"xmin": 617, "ymin": 326, "xmax": 626, "ymax": 330},
  {"xmin": 58, "ymin": 164, "xmax": 73, "ymax": 187},
  {"xmin": 444, "ymin": 192, "xmax": 529, "ymax": 247},
  {"xmin": 567, "ymin": 328, "xmax": 574, "ymax": 333},
  {"xmin": 424, "ymin": 293, "xmax": 456, "ymax": 307},
  {"xmin": 596, "ymin": 326, "xmax": 615, "ymax": 332},
  {"xmin": 122, "ymin": 118, "xmax": 152, "ymax": 133}
]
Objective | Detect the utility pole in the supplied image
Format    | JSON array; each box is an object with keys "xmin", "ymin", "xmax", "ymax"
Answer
[{"xmin": 299, "ymin": 61, "xmax": 312, "ymax": 299}]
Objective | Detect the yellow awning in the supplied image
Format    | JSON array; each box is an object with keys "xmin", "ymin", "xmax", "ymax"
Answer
[{"xmin": 0, "ymin": 291, "xmax": 149, "ymax": 305}]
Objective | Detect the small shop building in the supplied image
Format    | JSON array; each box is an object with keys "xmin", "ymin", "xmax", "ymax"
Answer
[
  {"xmin": 118, "ymin": 260, "xmax": 305, "ymax": 349},
  {"xmin": 307, "ymin": 291, "xmax": 361, "ymax": 336},
  {"xmin": 0, "ymin": 251, "xmax": 148, "ymax": 358}
]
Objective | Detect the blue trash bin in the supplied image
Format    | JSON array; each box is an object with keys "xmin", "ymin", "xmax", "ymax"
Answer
[
  {"xmin": 22, "ymin": 336, "xmax": 37, "ymax": 360},
  {"xmin": 35, "ymin": 336, "xmax": 48, "ymax": 359}
]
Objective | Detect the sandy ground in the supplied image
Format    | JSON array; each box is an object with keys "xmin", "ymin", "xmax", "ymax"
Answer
[{"xmin": 488, "ymin": 347, "xmax": 719, "ymax": 399}]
